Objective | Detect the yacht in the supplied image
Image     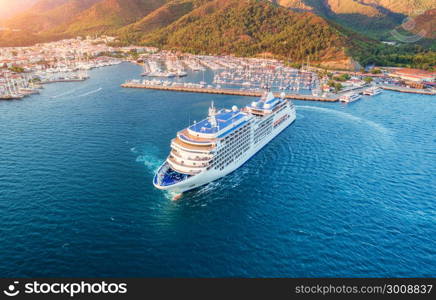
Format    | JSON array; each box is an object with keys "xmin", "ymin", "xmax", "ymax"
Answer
[{"xmin": 339, "ymin": 93, "xmax": 361, "ymax": 103}]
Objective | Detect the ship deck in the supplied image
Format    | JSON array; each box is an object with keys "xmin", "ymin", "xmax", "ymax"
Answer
[
  {"xmin": 172, "ymin": 137, "xmax": 215, "ymax": 151},
  {"xmin": 188, "ymin": 110, "xmax": 246, "ymax": 134},
  {"xmin": 178, "ymin": 129, "xmax": 215, "ymax": 144}
]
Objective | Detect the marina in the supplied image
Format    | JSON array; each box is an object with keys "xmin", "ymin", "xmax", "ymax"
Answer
[
  {"xmin": 0, "ymin": 37, "xmax": 122, "ymax": 100},
  {"xmin": 2, "ymin": 39, "xmax": 434, "ymax": 102}
]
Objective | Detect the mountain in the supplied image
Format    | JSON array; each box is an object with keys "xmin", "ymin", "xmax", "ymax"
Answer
[
  {"xmin": 277, "ymin": 0, "xmax": 436, "ymax": 39},
  {"xmin": 2, "ymin": 0, "xmax": 103, "ymax": 33},
  {"xmin": 411, "ymin": 8, "xmax": 436, "ymax": 39},
  {"xmin": 0, "ymin": 0, "xmax": 434, "ymax": 69},
  {"xmin": 117, "ymin": 0, "xmax": 206, "ymax": 44},
  {"xmin": 47, "ymin": 0, "xmax": 169, "ymax": 36},
  {"xmin": 133, "ymin": 0, "xmax": 351, "ymax": 65},
  {"xmin": 28, "ymin": 0, "xmax": 71, "ymax": 13},
  {"xmin": 360, "ymin": 0, "xmax": 435, "ymax": 16}
]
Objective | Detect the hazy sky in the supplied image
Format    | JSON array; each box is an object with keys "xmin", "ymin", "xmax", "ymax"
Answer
[{"xmin": 0, "ymin": 0, "xmax": 38, "ymax": 19}]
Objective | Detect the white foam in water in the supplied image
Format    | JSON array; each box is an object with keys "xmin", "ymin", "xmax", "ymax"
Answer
[
  {"xmin": 76, "ymin": 87, "xmax": 103, "ymax": 98},
  {"xmin": 133, "ymin": 144, "xmax": 164, "ymax": 174},
  {"xmin": 296, "ymin": 105, "xmax": 391, "ymax": 135},
  {"xmin": 51, "ymin": 86, "xmax": 86, "ymax": 99},
  {"xmin": 165, "ymin": 191, "xmax": 181, "ymax": 201},
  {"xmin": 195, "ymin": 181, "xmax": 222, "ymax": 195},
  {"xmin": 136, "ymin": 154, "xmax": 163, "ymax": 173}
]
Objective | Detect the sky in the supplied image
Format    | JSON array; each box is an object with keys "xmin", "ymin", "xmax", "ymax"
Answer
[{"xmin": 0, "ymin": 0, "xmax": 38, "ymax": 19}]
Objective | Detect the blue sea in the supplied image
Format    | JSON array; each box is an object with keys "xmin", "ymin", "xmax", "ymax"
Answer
[{"xmin": 0, "ymin": 63, "xmax": 435, "ymax": 277}]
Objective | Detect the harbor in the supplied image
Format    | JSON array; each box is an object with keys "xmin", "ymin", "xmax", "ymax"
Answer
[
  {"xmin": 123, "ymin": 53, "xmax": 435, "ymax": 104},
  {"xmin": 1, "ymin": 61, "xmax": 435, "ymax": 278},
  {"xmin": 0, "ymin": 37, "xmax": 123, "ymax": 100},
  {"xmin": 2, "ymin": 38, "xmax": 434, "ymax": 102}
]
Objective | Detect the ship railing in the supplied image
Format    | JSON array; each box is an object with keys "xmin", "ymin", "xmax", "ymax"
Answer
[
  {"xmin": 171, "ymin": 138, "xmax": 215, "ymax": 152},
  {"xmin": 170, "ymin": 150, "xmax": 212, "ymax": 162},
  {"xmin": 167, "ymin": 160, "xmax": 203, "ymax": 176},
  {"xmin": 178, "ymin": 131, "xmax": 215, "ymax": 145},
  {"xmin": 168, "ymin": 156, "xmax": 209, "ymax": 169}
]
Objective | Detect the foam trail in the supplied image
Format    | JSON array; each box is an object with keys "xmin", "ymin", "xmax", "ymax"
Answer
[
  {"xmin": 296, "ymin": 105, "xmax": 390, "ymax": 135},
  {"xmin": 195, "ymin": 181, "xmax": 221, "ymax": 195},
  {"xmin": 165, "ymin": 191, "xmax": 181, "ymax": 201},
  {"xmin": 76, "ymin": 87, "xmax": 103, "ymax": 98},
  {"xmin": 136, "ymin": 153, "xmax": 163, "ymax": 174},
  {"xmin": 51, "ymin": 86, "xmax": 85, "ymax": 99}
]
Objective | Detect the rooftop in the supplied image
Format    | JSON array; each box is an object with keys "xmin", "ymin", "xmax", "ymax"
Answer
[{"xmin": 393, "ymin": 68, "xmax": 436, "ymax": 77}]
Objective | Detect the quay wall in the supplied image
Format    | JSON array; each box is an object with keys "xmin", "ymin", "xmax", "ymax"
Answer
[
  {"xmin": 121, "ymin": 83, "xmax": 339, "ymax": 102},
  {"xmin": 381, "ymin": 86, "xmax": 435, "ymax": 95}
]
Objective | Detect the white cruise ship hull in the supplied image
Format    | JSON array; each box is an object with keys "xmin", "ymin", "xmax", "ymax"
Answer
[{"xmin": 154, "ymin": 105, "xmax": 296, "ymax": 193}]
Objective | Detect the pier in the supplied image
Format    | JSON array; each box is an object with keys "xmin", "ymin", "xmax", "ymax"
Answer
[
  {"xmin": 121, "ymin": 83, "xmax": 339, "ymax": 102},
  {"xmin": 381, "ymin": 86, "xmax": 435, "ymax": 95}
]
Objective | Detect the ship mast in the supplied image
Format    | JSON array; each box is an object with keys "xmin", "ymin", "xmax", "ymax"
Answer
[{"xmin": 208, "ymin": 101, "xmax": 217, "ymax": 128}]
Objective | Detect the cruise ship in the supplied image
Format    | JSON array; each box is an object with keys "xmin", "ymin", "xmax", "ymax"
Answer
[{"xmin": 153, "ymin": 92, "xmax": 296, "ymax": 194}]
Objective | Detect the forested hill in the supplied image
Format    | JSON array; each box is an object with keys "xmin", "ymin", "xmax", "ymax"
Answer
[{"xmin": 1, "ymin": 0, "xmax": 434, "ymax": 70}]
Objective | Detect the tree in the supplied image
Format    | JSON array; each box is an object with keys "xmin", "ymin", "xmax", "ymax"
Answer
[
  {"xmin": 363, "ymin": 77, "xmax": 373, "ymax": 84},
  {"xmin": 9, "ymin": 66, "xmax": 25, "ymax": 73}
]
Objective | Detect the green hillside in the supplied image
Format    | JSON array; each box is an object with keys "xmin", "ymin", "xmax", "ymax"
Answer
[
  {"xmin": 47, "ymin": 0, "xmax": 169, "ymax": 36},
  {"xmin": 279, "ymin": 0, "xmax": 436, "ymax": 40},
  {"xmin": 137, "ymin": 0, "xmax": 349, "ymax": 63},
  {"xmin": 117, "ymin": 0, "xmax": 206, "ymax": 44}
]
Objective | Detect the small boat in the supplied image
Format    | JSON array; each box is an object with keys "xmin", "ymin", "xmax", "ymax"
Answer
[{"xmin": 176, "ymin": 70, "xmax": 187, "ymax": 77}]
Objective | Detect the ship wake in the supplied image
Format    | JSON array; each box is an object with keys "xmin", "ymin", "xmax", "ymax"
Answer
[
  {"xmin": 296, "ymin": 105, "xmax": 391, "ymax": 136},
  {"xmin": 76, "ymin": 87, "xmax": 103, "ymax": 98}
]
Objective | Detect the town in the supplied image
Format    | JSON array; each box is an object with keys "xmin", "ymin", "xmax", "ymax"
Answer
[{"xmin": 1, "ymin": 36, "xmax": 435, "ymax": 101}]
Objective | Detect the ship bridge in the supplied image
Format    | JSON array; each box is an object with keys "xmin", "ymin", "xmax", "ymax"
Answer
[{"xmin": 246, "ymin": 92, "xmax": 287, "ymax": 116}]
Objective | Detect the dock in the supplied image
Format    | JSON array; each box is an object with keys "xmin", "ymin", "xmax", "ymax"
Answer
[
  {"xmin": 121, "ymin": 83, "xmax": 339, "ymax": 102},
  {"xmin": 381, "ymin": 86, "xmax": 435, "ymax": 95}
]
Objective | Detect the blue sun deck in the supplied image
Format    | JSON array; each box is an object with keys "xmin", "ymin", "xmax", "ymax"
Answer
[{"xmin": 189, "ymin": 110, "xmax": 246, "ymax": 134}]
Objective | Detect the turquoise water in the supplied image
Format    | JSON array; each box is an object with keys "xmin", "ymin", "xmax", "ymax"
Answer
[{"xmin": 0, "ymin": 63, "xmax": 435, "ymax": 277}]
